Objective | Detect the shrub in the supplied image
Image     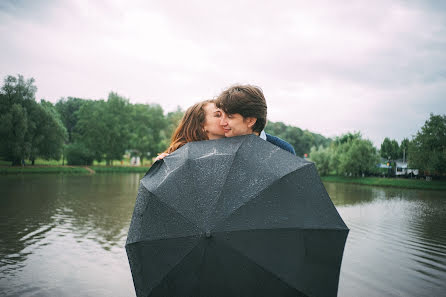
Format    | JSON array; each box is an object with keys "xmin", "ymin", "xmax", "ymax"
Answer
[{"xmin": 66, "ymin": 142, "xmax": 94, "ymax": 165}]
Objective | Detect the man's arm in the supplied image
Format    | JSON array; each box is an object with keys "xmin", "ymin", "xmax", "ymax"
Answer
[{"xmin": 265, "ymin": 133, "xmax": 296, "ymax": 155}]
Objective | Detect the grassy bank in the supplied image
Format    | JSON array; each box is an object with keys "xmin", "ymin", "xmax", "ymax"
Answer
[
  {"xmin": 90, "ymin": 166, "xmax": 149, "ymax": 173},
  {"xmin": 321, "ymin": 176, "xmax": 446, "ymax": 191},
  {"xmin": 0, "ymin": 165, "xmax": 150, "ymax": 175}
]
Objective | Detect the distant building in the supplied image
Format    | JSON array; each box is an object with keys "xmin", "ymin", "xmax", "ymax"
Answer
[
  {"xmin": 395, "ymin": 160, "xmax": 419, "ymax": 176},
  {"xmin": 377, "ymin": 159, "xmax": 419, "ymax": 177},
  {"xmin": 130, "ymin": 156, "xmax": 141, "ymax": 166}
]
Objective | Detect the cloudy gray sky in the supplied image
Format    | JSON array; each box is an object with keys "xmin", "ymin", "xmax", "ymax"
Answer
[{"xmin": 1, "ymin": 0, "xmax": 445, "ymax": 146}]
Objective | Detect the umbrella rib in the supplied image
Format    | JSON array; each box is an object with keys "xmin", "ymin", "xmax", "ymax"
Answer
[
  {"xmin": 213, "ymin": 227, "xmax": 349, "ymax": 234},
  {"xmin": 125, "ymin": 234, "xmax": 201, "ymax": 246},
  {"xmin": 143, "ymin": 187, "xmax": 203, "ymax": 233},
  {"xmin": 213, "ymin": 162, "xmax": 315, "ymax": 232},
  {"xmin": 209, "ymin": 138, "xmax": 245, "ymax": 222},
  {"xmin": 215, "ymin": 237, "xmax": 308, "ymax": 295},
  {"xmin": 147, "ymin": 240, "xmax": 205, "ymax": 294}
]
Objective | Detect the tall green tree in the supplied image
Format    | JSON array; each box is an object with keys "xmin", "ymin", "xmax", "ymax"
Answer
[
  {"xmin": 0, "ymin": 103, "xmax": 30, "ymax": 165},
  {"xmin": 399, "ymin": 138, "xmax": 410, "ymax": 161},
  {"xmin": 28, "ymin": 101, "xmax": 67, "ymax": 164},
  {"xmin": 322, "ymin": 132, "xmax": 379, "ymax": 176},
  {"xmin": 73, "ymin": 99, "xmax": 106, "ymax": 162},
  {"xmin": 75, "ymin": 92, "xmax": 131, "ymax": 165},
  {"xmin": 380, "ymin": 137, "xmax": 400, "ymax": 160},
  {"xmin": 0, "ymin": 75, "xmax": 37, "ymax": 164},
  {"xmin": 338, "ymin": 138, "xmax": 379, "ymax": 176},
  {"xmin": 265, "ymin": 121, "xmax": 331, "ymax": 157},
  {"xmin": 0, "ymin": 75, "xmax": 67, "ymax": 165},
  {"xmin": 55, "ymin": 97, "xmax": 88, "ymax": 143},
  {"xmin": 409, "ymin": 114, "xmax": 446, "ymax": 175},
  {"xmin": 310, "ymin": 145, "xmax": 331, "ymax": 176},
  {"xmin": 159, "ymin": 107, "xmax": 184, "ymax": 150},
  {"xmin": 129, "ymin": 103, "xmax": 167, "ymax": 164}
]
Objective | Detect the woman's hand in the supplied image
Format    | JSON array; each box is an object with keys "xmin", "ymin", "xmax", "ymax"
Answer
[{"xmin": 155, "ymin": 152, "xmax": 169, "ymax": 161}]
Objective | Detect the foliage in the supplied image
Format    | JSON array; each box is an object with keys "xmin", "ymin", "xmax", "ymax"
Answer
[
  {"xmin": 310, "ymin": 145, "xmax": 331, "ymax": 176},
  {"xmin": 129, "ymin": 103, "xmax": 167, "ymax": 164},
  {"xmin": 321, "ymin": 176, "xmax": 446, "ymax": 191},
  {"xmin": 0, "ymin": 74, "xmax": 66, "ymax": 165},
  {"xmin": 55, "ymin": 97, "xmax": 88, "ymax": 143},
  {"xmin": 380, "ymin": 137, "xmax": 400, "ymax": 160},
  {"xmin": 336, "ymin": 137, "xmax": 379, "ymax": 176},
  {"xmin": 310, "ymin": 132, "xmax": 379, "ymax": 176},
  {"xmin": 0, "ymin": 103, "xmax": 30, "ymax": 165},
  {"xmin": 161, "ymin": 107, "xmax": 184, "ymax": 148},
  {"xmin": 29, "ymin": 101, "xmax": 67, "ymax": 163},
  {"xmin": 74, "ymin": 93, "xmax": 131, "ymax": 165},
  {"xmin": 408, "ymin": 113, "xmax": 446, "ymax": 175},
  {"xmin": 265, "ymin": 121, "xmax": 331, "ymax": 157},
  {"xmin": 399, "ymin": 138, "xmax": 410, "ymax": 161},
  {"xmin": 66, "ymin": 142, "xmax": 94, "ymax": 165}
]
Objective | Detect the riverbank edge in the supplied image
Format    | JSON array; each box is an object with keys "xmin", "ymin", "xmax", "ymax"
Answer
[
  {"xmin": 321, "ymin": 176, "xmax": 446, "ymax": 191},
  {"xmin": 3, "ymin": 167, "xmax": 445, "ymax": 191},
  {"xmin": 0, "ymin": 165, "xmax": 150, "ymax": 174}
]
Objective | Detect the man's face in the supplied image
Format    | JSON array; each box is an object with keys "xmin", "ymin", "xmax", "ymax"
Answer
[{"xmin": 219, "ymin": 112, "xmax": 256, "ymax": 137}]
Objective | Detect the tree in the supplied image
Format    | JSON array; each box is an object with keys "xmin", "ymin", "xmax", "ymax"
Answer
[
  {"xmin": 0, "ymin": 76, "xmax": 34, "ymax": 164},
  {"xmin": 73, "ymin": 99, "xmax": 107, "ymax": 162},
  {"xmin": 329, "ymin": 132, "xmax": 379, "ymax": 176},
  {"xmin": 0, "ymin": 75, "xmax": 38, "ymax": 164},
  {"xmin": 160, "ymin": 107, "xmax": 184, "ymax": 150},
  {"xmin": 399, "ymin": 138, "xmax": 410, "ymax": 161},
  {"xmin": 409, "ymin": 114, "xmax": 446, "ymax": 175},
  {"xmin": 28, "ymin": 101, "xmax": 67, "ymax": 164},
  {"xmin": 338, "ymin": 138, "xmax": 379, "ymax": 176},
  {"xmin": 0, "ymin": 75, "xmax": 67, "ymax": 165},
  {"xmin": 380, "ymin": 137, "xmax": 399, "ymax": 160},
  {"xmin": 310, "ymin": 145, "xmax": 331, "ymax": 176},
  {"xmin": 265, "ymin": 121, "xmax": 331, "ymax": 157},
  {"xmin": 0, "ymin": 103, "xmax": 30, "ymax": 165},
  {"xmin": 129, "ymin": 103, "xmax": 167, "ymax": 164},
  {"xmin": 55, "ymin": 97, "xmax": 88, "ymax": 143},
  {"xmin": 75, "ymin": 92, "xmax": 131, "ymax": 165}
]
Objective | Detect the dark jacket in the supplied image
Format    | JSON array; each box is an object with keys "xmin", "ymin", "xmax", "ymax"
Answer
[{"xmin": 266, "ymin": 133, "xmax": 296, "ymax": 155}]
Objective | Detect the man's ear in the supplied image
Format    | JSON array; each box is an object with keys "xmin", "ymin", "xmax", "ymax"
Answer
[{"xmin": 245, "ymin": 117, "xmax": 257, "ymax": 128}]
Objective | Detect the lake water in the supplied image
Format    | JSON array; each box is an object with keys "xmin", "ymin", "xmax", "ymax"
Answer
[{"xmin": 0, "ymin": 174, "xmax": 445, "ymax": 297}]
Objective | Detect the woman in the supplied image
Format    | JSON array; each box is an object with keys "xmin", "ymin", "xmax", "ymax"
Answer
[{"xmin": 156, "ymin": 100, "xmax": 225, "ymax": 159}]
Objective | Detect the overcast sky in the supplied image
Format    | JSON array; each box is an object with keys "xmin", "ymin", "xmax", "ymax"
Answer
[{"xmin": 1, "ymin": 0, "xmax": 445, "ymax": 146}]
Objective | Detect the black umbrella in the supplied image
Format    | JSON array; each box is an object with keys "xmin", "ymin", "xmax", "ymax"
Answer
[{"xmin": 126, "ymin": 134, "xmax": 348, "ymax": 297}]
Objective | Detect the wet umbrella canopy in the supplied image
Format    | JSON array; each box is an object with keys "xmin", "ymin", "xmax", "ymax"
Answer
[{"xmin": 126, "ymin": 134, "xmax": 348, "ymax": 297}]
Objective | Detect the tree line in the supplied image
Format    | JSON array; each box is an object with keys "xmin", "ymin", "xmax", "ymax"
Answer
[
  {"xmin": 0, "ymin": 74, "xmax": 330, "ymax": 166},
  {"xmin": 310, "ymin": 114, "xmax": 446, "ymax": 177}
]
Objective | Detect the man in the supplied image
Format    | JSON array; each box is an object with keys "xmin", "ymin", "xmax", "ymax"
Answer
[{"xmin": 215, "ymin": 84, "xmax": 296, "ymax": 155}]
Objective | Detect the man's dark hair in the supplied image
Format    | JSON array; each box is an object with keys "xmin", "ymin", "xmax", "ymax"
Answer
[{"xmin": 215, "ymin": 84, "xmax": 267, "ymax": 133}]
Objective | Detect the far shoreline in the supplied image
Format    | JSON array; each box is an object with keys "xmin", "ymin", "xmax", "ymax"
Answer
[
  {"xmin": 321, "ymin": 176, "xmax": 446, "ymax": 191},
  {"xmin": 1, "ymin": 166, "xmax": 445, "ymax": 191},
  {"xmin": 0, "ymin": 165, "xmax": 150, "ymax": 175}
]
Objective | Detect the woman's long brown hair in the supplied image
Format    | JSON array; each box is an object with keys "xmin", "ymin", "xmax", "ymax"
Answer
[{"xmin": 165, "ymin": 100, "xmax": 214, "ymax": 154}]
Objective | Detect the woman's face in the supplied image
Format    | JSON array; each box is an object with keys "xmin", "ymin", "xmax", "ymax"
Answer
[{"xmin": 203, "ymin": 103, "xmax": 226, "ymax": 140}]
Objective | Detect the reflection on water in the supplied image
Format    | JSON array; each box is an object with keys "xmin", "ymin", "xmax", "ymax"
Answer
[
  {"xmin": 0, "ymin": 175, "xmax": 445, "ymax": 297},
  {"xmin": 0, "ymin": 174, "xmax": 141, "ymax": 297},
  {"xmin": 325, "ymin": 182, "xmax": 446, "ymax": 297}
]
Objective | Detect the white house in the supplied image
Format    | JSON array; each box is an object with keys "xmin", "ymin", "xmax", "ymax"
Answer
[{"xmin": 395, "ymin": 160, "xmax": 419, "ymax": 176}]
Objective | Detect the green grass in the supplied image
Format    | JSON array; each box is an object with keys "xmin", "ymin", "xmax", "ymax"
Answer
[
  {"xmin": 321, "ymin": 176, "xmax": 446, "ymax": 191},
  {"xmin": 90, "ymin": 166, "xmax": 150, "ymax": 173},
  {"xmin": 0, "ymin": 166, "xmax": 90, "ymax": 174},
  {"xmin": 0, "ymin": 157, "xmax": 153, "ymax": 167},
  {"xmin": 0, "ymin": 165, "xmax": 151, "ymax": 175}
]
